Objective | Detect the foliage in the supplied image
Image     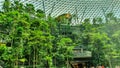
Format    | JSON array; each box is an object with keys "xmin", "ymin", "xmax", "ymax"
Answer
[
  {"xmin": 0, "ymin": 0, "xmax": 75, "ymax": 68},
  {"xmin": 0, "ymin": 0, "xmax": 120, "ymax": 68}
]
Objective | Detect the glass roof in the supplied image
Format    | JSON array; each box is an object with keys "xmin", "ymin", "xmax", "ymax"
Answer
[{"xmin": 0, "ymin": 0, "xmax": 120, "ymax": 22}]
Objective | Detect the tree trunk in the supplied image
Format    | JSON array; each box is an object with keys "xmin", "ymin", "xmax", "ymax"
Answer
[
  {"xmin": 33, "ymin": 47, "xmax": 36, "ymax": 68},
  {"xmin": 16, "ymin": 56, "xmax": 18, "ymax": 68},
  {"xmin": 55, "ymin": 57, "xmax": 56, "ymax": 68},
  {"xmin": 36, "ymin": 48, "xmax": 38, "ymax": 67},
  {"xmin": 108, "ymin": 57, "xmax": 112, "ymax": 68},
  {"xmin": 66, "ymin": 57, "xmax": 69, "ymax": 68},
  {"xmin": 29, "ymin": 55, "xmax": 30, "ymax": 66},
  {"xmin": 46, "ymin": 60, "xmax": 50, "ymax": 68}
]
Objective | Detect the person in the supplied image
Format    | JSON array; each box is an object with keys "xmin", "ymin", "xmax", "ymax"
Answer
[{"xmin": 101, "ymin": 65, "xmax": 105, "ymax": 68}]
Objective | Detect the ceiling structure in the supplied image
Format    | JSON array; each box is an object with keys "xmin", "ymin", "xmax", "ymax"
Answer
[{"xmin": 0, "ymin": 0, "xmax": 120, "ymax": 23}]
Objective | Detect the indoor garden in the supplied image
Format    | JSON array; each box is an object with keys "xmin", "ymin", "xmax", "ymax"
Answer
[{"xmin": 0, "ymin": 0, "xmax": 120, "ymax": 68}]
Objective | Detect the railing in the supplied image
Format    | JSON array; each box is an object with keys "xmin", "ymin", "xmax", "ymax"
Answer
[{"xmin": 73, "ymin": 51, "xmax": 92, "ymax": 58}]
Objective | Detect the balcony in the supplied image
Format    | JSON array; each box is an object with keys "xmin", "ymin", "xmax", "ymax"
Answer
[{"xmin": 73, "ymin": 48, "xmax": 92, "ymax": 58}]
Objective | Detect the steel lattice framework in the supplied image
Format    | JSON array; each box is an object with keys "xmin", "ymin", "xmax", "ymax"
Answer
[{"xmin": 0, "ymin": 0, "xmax": 120, "ymax": 23}]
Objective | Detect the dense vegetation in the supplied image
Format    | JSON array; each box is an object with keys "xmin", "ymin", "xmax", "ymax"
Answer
[{"xmin": 0, "ymin": 0, "xmax": 120, "ymax": 68}]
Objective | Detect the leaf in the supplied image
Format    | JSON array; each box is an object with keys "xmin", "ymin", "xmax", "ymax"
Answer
[{"xmin": 19, "ymin": 58, "xmax": 27, "ymax": 62}]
